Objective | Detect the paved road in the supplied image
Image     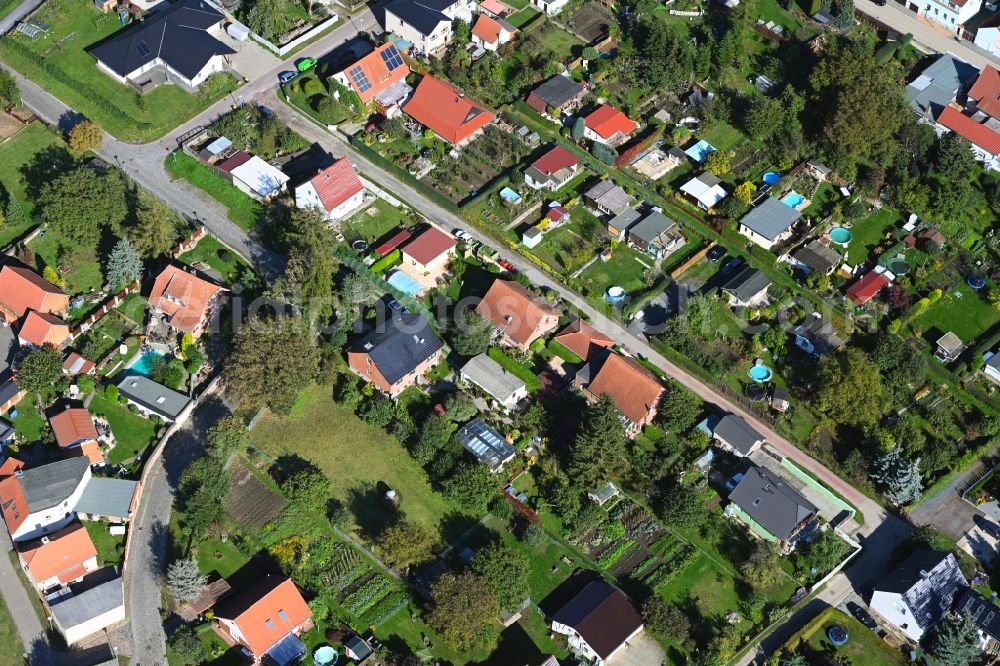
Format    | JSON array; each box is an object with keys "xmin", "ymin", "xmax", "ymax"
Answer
[
  {"xmin": 909, "ymin": 446, "xmax": 1000, "ymax": 539},
  {"xmin": 0, "ymin": 534, "xmax": 49, "ymax": 664},
  {"xmin": 0, "ymin": 0, "xmax": 44, "ymax": 37},
  {"xmin": 124, "ymin": 394, "xmax": 231, "ymax": 665},
  {"xmin": 856, "ymin": 0, "xmax": 1000, "ymax": 69}
]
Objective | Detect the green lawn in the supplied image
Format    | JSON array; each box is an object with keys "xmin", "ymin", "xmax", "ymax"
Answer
[
  {"xmin": 0, "ymin": 594, "xmax": 22, "ymax": 665},
  {"xmin": 116, "ymin": 292, "xmax": 146, "ymax": 324},
  {"xmin": 700, "ymin": 121, "xmax": 745, "ymax": 153},
  {"xmin": 194, "ymin": 538, "xmax": 249, "ymax": 579},
  {"xmin": 914, "ymin": 279, "xmax": 1000, "ymax": 344},
  {"xmin": 342, "ymin": 198, "xmax": 411, "ymax": 244},
  {"xmin": 803, "ymin": 182, "xmax": 841, "ymax": 218},
  {"xmin": 530, "ymin": 22, "xmax": 583, "ymax": 61},
  {"xmin": 577, "ymin": 246, "xmax": 652, "ymax": 299},
  {"xmin": 249, "ymin": 385, "xmax": 467, "ymax": 540},
  {"xmin": 27, "ymin": 229, "xmax": 103, "ymax": 296},
  {"xmin": 0, "ymin": 123, "xmax": 64, "ymax": 246},
  {"xmin": 788, "ymin": 608, "xmax": 905, "ymax": 665},
  {"xmin": 488, "ymin": 348, "xmax": 541, "ymax": 391},
  {"xmin": 12, "ymin": 400, "xmax": 44, "ymax": 443},
  {"xmin": 176, "ymin": 234, "xmax": 253, "ymax": 286},
  {"xmin": 74, "ymin": 310, "xmax": 136, "ymax": 362},
  {"xmin": 84, "ymin": 520, "xmax": 125, "ymax": 568},
  {"xmin": 847, "ymin": 207, "xmax": 900, "ymax": 265},
  {"xmin": 89, "ymin": 396, "xmax": 157, "ymax": 464},
  {"xmin": 0, "ymin": 0, "xmax": 240, "ymax": 142},
  {"xmin": 508, "ymin": 7, "xmax": 540, "ymax": 27},
  {"xmin": 165, "ymin": 151, "xmax": 265, "ymax": 231}
]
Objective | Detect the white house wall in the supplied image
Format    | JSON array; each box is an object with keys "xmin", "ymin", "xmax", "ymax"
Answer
[
  {"xmin": 11, "ymin": 467, "xmax": 93, "ymax": 542},
  {"xmin": 58, "ymin": 603, "xmax": 126, "ymax": 645},
  {"xmin": 870, "ymin": 590, "xmax": 926, "ymax": 643}
]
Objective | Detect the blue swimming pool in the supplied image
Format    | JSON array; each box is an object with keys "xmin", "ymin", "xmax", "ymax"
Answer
[
  {"xmin": 748, "ymin": 364, "xmax": 773, "ymax": 382},
  {"xmin": 499, "ymin": 187, "xmax": 522, "ymax": 204},
  {"xmin": 763, "ymin": 171, "xmax": 780, "ymax": 185},
  {"xmin": 387, "ymin": 270, "xmax": 423, "ymax": 296},
  {"xmin": 128, "ymin": 351, "xmax": 164, "ymax": 377},
  {"xmin": 782, "ymin": 191, "xmax": 805, "ymax": 208}
]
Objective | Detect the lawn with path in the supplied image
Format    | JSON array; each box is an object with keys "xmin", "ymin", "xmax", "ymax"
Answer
[
  {"xmin": 165, "ymin": 151, "xmax": 265, "ymax": 231},
  {"xmin": 0, "ymin": 0, "xmax": 239, "ymax": 142},
  {"xmin": 789, "ymin": 608, "xmax": 906, "ymax": 665},
  {"xmin": 577, "ymin": 245, "xmax": 652, "ymax": 299},
  {"xmin": 176, "ymin": 234, "xmax": 254, "ymax": 286},
  {"xmin": 249, "ymin": 384, "xmax": 468, "ymax": 540},
  {"xmin": 342, "ymin": 198, "xmax": 412, "ymax": 244},
  {"xmin": 89, "ymin": 395, "xmax": 157, "ymax": 464},
  {"xmin": 846, "ymin": 207, "xmax": 900, "ymax": 265},
  {"xmin": 915, "ymin": 278, "xmax": 1000, "ymax": 344}
]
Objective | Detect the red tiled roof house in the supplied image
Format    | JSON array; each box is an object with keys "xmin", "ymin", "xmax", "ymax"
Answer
[
  {"xmin": 18, "ymin": 311, "xmax": 70, "ymax": 349},
  {"xmin": 524, "ymin": 145, "xmax": 580, "ymax": 191},
  {"xmin": 294, "ymin": 158, "xmax": 366, "ymax": 222},
  {"xmin": 404, "ymin": 75, "xmax": 494, "ymax": 146},
  {"xmin": 846, "ymin": 271, "xmax": 889, "ymax": 306},
  {"xmin": 0, "ymin": 265, "xmax": 69, "ymax": 324},
  {"xmin": 936, "ymin": 105, "xmax": 1000, "ymax": 170},
  {"xmin": 577, "ymin": 352, "xmax": 664, "ymax": 436},
  {"xmin": 16, "ymin": 522, "xmax": 99, "ymax": 592},
  {"xmin": 471, "ymin": 14, "xmax": 517, "ymax": 51},
  {"xmin": 49, "ymin": 408, "xmax": 104, "ymax": 465},
  {"xmin": 583, "ymin": 104, "xmax": 638, "ymax": 146},
  {"xmin": 401, "ymin": 227, "xmax": 457, "ymax": 275},
  {"xmin": 148, "ymin": 265, "xmax": 228, "ymax": 338},
  {"xmin": 476, "ymin": 279, "xmax": 559, "ymax": 352},
  {"xmin": 554, "ymin": 318, "xmax": 614, "ymax": 361},
  {"xmin": 213, "ymin": 575, "xmax": 313, "ymax": 664},
  {"xmin": 968, "ymin": 65, "xmax": 1000, "ymax": 120}
]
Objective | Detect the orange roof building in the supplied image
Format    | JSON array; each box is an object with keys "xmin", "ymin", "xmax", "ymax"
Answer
[
  {"xmin": 334, "ymin": 42, "xmax": 411, "ymax": 103},
  {"xmin": 970, "ymin": 65, "xmax": 1000, "ymax": 119},
  {"xmin": 18, "ymin": 311, "xmax": 71, "ymax": 349},
  {"xmin": 16, "ymin": 522, "xmax": 99, "ymax": 591},
  {"xmin": 0, "ymin": 457, "xmax": 24, "ymax": 479},
  {"xmin": 476, "ymin": 279, "xmax": 560, "ymax": 352},
  {"xmin": 49, "ymin": 408, "xmax": 103, "ymax": 465},
  {"xmin": 0, "ymin": 265, "xmax": 69, "ymax": 324},
  {"xmin": 214, "ymin": 575, "xmax": 313, "ymax": 663},
  {"xmin": 583, "ymin": 104, "xmax": 638, "ymax": 146},
  {"xmin": 294, "ymin": 158, "xmax": 366, "ymax": 222},
  {"xmin": 582, "ymin": 352, "xmax": 664, "ymax": 434},
  {"xmin": 402, "ymin": 227, "xmax": 457, "ymax": 271},
  {"xmin": 554, "ymin": 319, "xmax": 615, "ymax": 361},
  {"xmin": 404, "ymin": 75, "xmax": 494, "ymax": 145},
  {"xmin": 148, "ymin": 264, "xmax": 227, "ymax": 337},
  {"xmin": 471, "ymin": 14, "xmax": 516, "ymax": 50},
  {"xmin": 63, "ymin": 352, "xmax": 97, "ymax": 377}
]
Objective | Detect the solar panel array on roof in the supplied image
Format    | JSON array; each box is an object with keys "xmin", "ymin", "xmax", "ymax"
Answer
[
  {"xmin": 381, "ymin": 44, "xmax": 404, "ymax": 71},
  {"xmin": 349, "ymin": 66, "xmax": 372, "ymax": 93}
]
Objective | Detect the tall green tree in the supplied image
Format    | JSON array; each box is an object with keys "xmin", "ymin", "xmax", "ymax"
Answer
[
  {"xmin": 569, "ymin": 394, "xmax": 628, "ymax": 485},
  {"xmin": 377, "ymin": 521, "xmax": 438, "ymax": 570},
  {"xmin": 15, "ymin": 345, "xmax": 63, "ymax": 394},
  {"xmin": 642, "ymin": 597, "xmax": 691, "ymax": 643},
  {"xmin": 814, "ymin": 347, "xmax": 886, "ymax": 427},
  {"xmin": 411, "ymin": 414, "xmax": 455, "ymax": 464},
  {"xmin": 871, "ymin": 447, "xmax": 923, "ymax": 506},
  {"xmin": 470, "ymin": 543, "xmax": 531, "ymax": 611},
  {"xmin": 657, "ymin": 387, "xmax": 703, "ymax": 434},
  {"xmin": 449, "ymin": 309, "xmax": 493, "ymax": 356},
  {"xmin": 426, "ymin": 572, "xmax": 499, "ymax": 652},
  {"xmin": 104, "ymin": 238, "xmax": 143, "ymax": 290},
  {"xmin": 129, "ymin": 197, "xmax": 180, "ymax": 258},
  {"xmin": 280, "ymin": 464, "xmax": 333, "ymax": 514},
  {"xmin": 205, "ymin": 414, "xmax": 249, "ymax": 461},
  {"xmin": 271, "ymin": 208, "xmax": 338, "ymax": 323},
  {"xmin": 931, "ymin": 611, "xmax": 982, "ymax": 666},
  {"xmin": 443, "ymin": 463, "xmax": 497, "ymax": 513},
  {"xmin": 224, "ymin": 316, "xmax": 319, "ymax": 414},
  {"xmin": 0, "ymin": 69, "xmax": 20, "ymax": 107},
  {"xmin": 37, "ymin": 166, "xmax": 127, "ymax": 244}
]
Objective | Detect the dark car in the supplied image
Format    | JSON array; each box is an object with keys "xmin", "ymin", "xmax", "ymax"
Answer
[
  {"xmin": 975, "ymin": 514, "xmax": 1000, "ymax": 539},
  {"xmin": 707, "ymin": 246, "xmax": 727, "ymax": 262},
  {"xmin": 721, "ymin": 256, "xmax": 745, "ymax": 276},
  {"xmin": 873, "ymin": 0, "xmax": 887, "ymax": 5},
  {"xmin": 846, "ymin": 602, "xmax": 878, "ymax": 632},
  {"xmin": 278, "ymin": 71, "xmax": 296, "ymax": 85}
]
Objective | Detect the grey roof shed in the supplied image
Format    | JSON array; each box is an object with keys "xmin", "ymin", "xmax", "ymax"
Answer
[{"xmin": 739, "ymin": 197, "xmax": 802, "ymax": 243}]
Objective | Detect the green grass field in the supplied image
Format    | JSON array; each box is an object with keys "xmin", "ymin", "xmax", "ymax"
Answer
[
  {"xmin": 195, "ymin": 537, "xmax": 248, "ymax": 579},
  {"xmin": 0, "ymin": 0, "xmax": 239, "ymax": 142},
  {"xmin": 250, "ymin": 385, "xmax": 466, "ymax": 540},
  {"xmin": 790, "ymin": 608, "xmax": 905, "ymax": 665},
  {"xmin": 342, "ymin": 198, "xmax": 410, "ymax": 244},
  {"xmin": 847, "ymin": 207, "xmax": 900, "ymax": 265},
  {"xmin": 577, "ymin": 246, "xmax": 652, "ymax": 298},
  {"xmin": 508, "ymin": 7, "xmax": 540, "ymax": 27},
  {"xmin": 0, "ymin": 594, "xmax": 22, "ymax": 665},
  {"xmin": 915, "ymin": 279, "xmax": 1000, "ymax": 344},
  {"xmin": 116, "ymin": 293, "xmax": 146, "ymax": 325},
  {"xmin": 0, "ymin": 123, "xmax": 65, "ymax": 246},
  {"xmin": 176, "ymin": 234, "xmax": 253, "ymax": 286},
  {"xmin": 165, "ymin": 152, "xmax": 265, "ymax": 231},
  {"xmin": 28, "ymin": 229, "xmax": 103, "ymax": 296},
  {"xmin": 530, "ymin": 22, "xmax": 583, "ymax": 61},
  {"xmin": 84, "ymin": 520, "xmax": 125, "ymax": 568},
  {"xmin": 12, "ymin": 400, "xmax": 44, "ymax": 443},
  {"xmin": 89, "ymin": 396, "xmax": 156, "ymax": 464}
]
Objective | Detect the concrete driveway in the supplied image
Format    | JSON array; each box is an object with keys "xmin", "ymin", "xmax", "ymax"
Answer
[
  {"xmin": 607, "ymin": 632, "xmax": 664, "ymax": 666},
  {"xmin": 958, "ymin": 525, "xmax": 999, "ymax": 566},
  {"xmin": 220, "ymin": 33, "xmax": 281, "ymax": 82}
]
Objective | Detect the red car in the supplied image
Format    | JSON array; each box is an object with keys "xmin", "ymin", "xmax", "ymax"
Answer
[{"xmin": 498, "ymin": 259, "xmax": 515, "ymax": 271}]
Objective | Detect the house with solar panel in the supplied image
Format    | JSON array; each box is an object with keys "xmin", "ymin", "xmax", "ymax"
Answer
[
  {"xmin": 347, "ymin": 313, "xmax": 445, "ymax": 396},
  {"xmin": 87, "ymin": 0, "xmax": 235, "ymax": 91},
  {"xmin": 456, "ymin": 418, "xmax": 517, "ymax": 472},
  {"xmin": 333, "ymin": 42, "xmax": 412, "ymax": 118}
]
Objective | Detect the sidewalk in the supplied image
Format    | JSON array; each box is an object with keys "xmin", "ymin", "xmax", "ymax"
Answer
[{"xmin": 0, "ymin": 540, "xmax": 46, "ymax": 662}]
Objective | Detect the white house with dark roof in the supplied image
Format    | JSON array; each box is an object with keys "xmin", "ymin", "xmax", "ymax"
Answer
[
  {"xmin": 725, "ymin": 465, "xmax": 818, "ymax": 552},
  {"xmin": 347, "ymin": 313, "xmax": 445, "ymax": 396},
  {"xmin": 712, "ymin": 414, "xmax": 765, "ymax": 457},
  {"xmin": 550, "ymin": 580, "xmax": 644, "ymax": 665},
  {"xmin": 720, "ymin": 267, "xmax": 772, "ymax": 307},
  {"xmin": 627, "ymin": 212, "xmax": 684, "ymax": 259},
  {"xmin": 870, "ymin": 549, "xmax": 967, "ymax": 642},
  {"xmin": 384, "ymin": 0, "xmax": 473, "ymax": 54},
  {"xmin": 50, "ymin": 577, "xmax": 126, "ymax": 645},
  {"xmin": 459, "ymin": 353, "xmax": 527, "ymax": 410},
  {"xmin": 793, "ymin": 313, "xmax": 844, "ymax": 356},
  {"xmin": 919, "ymin": 0, "xmax": 981, "ymax": 37},
  {"xmin": 115, "ymin": 375, "xmax": 192, "ymax": 423},
  {"xmin": 983, "ymin": 350, "xmax": 1000, "ymax": 384},
  {"xmin": 87, "ymin": 0, "xmax": 235, "ymax": 90},
  {"xmin": 738, "ymin": 197, "xmax": 803, "ymax": 250}
]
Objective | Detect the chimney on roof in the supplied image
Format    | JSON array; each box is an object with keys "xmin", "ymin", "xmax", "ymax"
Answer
[
  {"xmin": 40, "ymin": 536, "xmax": 49, "ymax": 544},
  {"xmin": 14, "ymin": 469, "xmax": 22, "ymax": 477}
]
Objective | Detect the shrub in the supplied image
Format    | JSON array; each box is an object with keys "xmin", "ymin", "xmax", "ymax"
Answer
[
  {"xmin": 76, "ymin": 375, "xmax": 95, "ymax": 394},
  {"xmin": 370, "ymin": 249, "xmax": 402, "ymax": 274},
  {"xmin": 105, "ymin": 384, "xmax": 119, "ymax": 402},
  {"xmin": 68, "ymin": 120, "xmax": 103, "ymax": 153}
]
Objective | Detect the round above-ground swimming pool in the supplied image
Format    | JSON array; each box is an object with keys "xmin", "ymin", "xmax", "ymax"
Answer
[
  {"xmin": 763, "ymin": 171, "xmax": 780, "ymax": 185},
  {"xmin": 827, "ymin": 625, "xmax": 849, "ymax": 646},
  {"xmin": 968, "ymin": 274, "xmax": 987, "ymax": 289},
  {"xmin": 314, "ymin": 646, "xmax": 338, "ymax": 665},
  {"xmin": 748, "ymin": 364, "xmax": 772, "ymax": 383},
  {"xmin": 782, "ymin": 191, "xmax": 805, "ymax": 208},
  {"xmin": 352, "ymin": 239, "xmax": 368, "ymax": 252},
  {"xmin": 888, "ymin": 259, "xmax": 910, "ymax": 275},
  {"xmin": 605, "ymin": 286, "xmax": 628, "ymax": 305},
  {"xmin": 829, "ymin": 227, "xmax": 852, "ymax": 245}
]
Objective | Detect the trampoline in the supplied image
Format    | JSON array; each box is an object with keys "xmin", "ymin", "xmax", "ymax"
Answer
[
  {"xmin": 352, "ymin": 239, "xmax": 369, "ymax": 252},
  {"xmin": 763, "ymin": 171, "xmax": 780, "ymax": 185},
  {"xmin": 968, "ymin": 274, "xmax": 987, "ymax": 290},
  {"xmin": 386, "ymin": 270, "xmax": 423, "ymax": 296},
  {"xmin": 314, "ymin": 646, "xmax": 338, "ymax": 665},
  {"xmin": 748, "ymin": 363, "xmax": 772, "ymax": 383},
  {"xmin": 827, "ymin": 625, "xmax": 849, "ymax": 646},
  {"xmin": 887, "ymin": 259, "xmax": 910, "ymax": 276}
]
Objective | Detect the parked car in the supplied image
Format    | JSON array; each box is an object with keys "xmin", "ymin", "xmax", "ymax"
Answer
[
  {"xmin": 452, "ymin": 228, "xmax": 469, "ymax": 240},
  {"xmin": 724, "ymin": 472, "xmax": 744, "ymax": 492},
  {"xmin": 846, "ymin": 602, "xmax": 878, "ymax": 632},
  {"xmin": 707, "ymin": 246, "xmax": 727, "ymax": 262},
  {"xmin": 873, "ymin": 0, "xmax": 887, "ymax": 5},
  {"xmin": 975, "ymin": 514, "xmax": 1000, "ymax": 540},
  {"xmin": 296, "ymin": 57, "xmax": 318, "ymax": 72},
  {"xmin": 278, "ymin": 71, "xmax": 296, "ymax": 84},
  {"xmin": 721, "ymin": 256, "xmax": 745, "ymax": 275},
  {"xmin": 498, "ymin": 259, "xmax": 515, "ymax": 271}
]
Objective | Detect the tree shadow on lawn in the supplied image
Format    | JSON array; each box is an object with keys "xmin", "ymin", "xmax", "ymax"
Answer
[
  {"xmin": 20, "ymin": 144, "xmax": 76, "ymax": 200},
  {"xmin": 162, "ymin": 394, "xmax": 230, "ymax": 490},
  {"xmin": 347, "ymin": 480, "xmax": 403, "ymax": 543},
  {"xmin": 473, "ymin": 621, "xmax": 545, "ymax": 666}
]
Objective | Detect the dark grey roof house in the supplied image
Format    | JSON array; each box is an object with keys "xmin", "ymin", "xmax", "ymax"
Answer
[
  {"xmin": 585, "ymin": 180, "xmax": 634, "ymax": 217},
  {"xmin": 348, "ymin": 313, "xmax": 444, "ymax": 396},
  {"xmin": 550, "ymin": 581, "xmax": 644, "ymax": 664},
  {"xmin": 726, "ymin": 465, "xmax": 818, "ymax": 545},
  {"xmin": 791, "ymin": 239, "xmax": 842, "ymax": 275},
  {"xmin": 526, "ymin": 75, "xmax": 587, "ymax": 114},
  {"xmin": 75, "ymin": 477, "xmax": 138, "ymax": 521},
  {"xmin": 88, "ymin": 0, "xmax": 235, "ymax": 90},
  {"xmin": 385, "ymin": 0, "xmax": 451, "ymax": 35},
  {"xmin": 712, "ymin": 414, "xmax": 765, "ymax": 456},
  {"xmin": 905, "ymin": 54, "xmax": 978, "ymax": 117},
  {"xmin": 720, "ymin": 267, "xmax": 772, "ymax": 306},
  {"xmin": 20, "ymin": 457, "xmax": 91, "ymax": 513},
  {"xmin": 50, "ymin": 577, "xmax": 126, "ymax": 645},
  {"xmin": 627, "ymin": 212, "xmax": 682, "ymax": 259},
  {"xmin": 793, "ymin": 313, "xmax": 844, "ymax": 356},
  {"xmin": 871, "ymin": 549, "xmax": 967, "ymax": 642},
  {"xmin": 116, "ymin": 375, "xmax": 192, "ymax": 422},
  {"xmin": 738, "ymin": 197, "xmax": 802, "ymax": 250},
  {"xmin": 955, "ymin": 588, "xmax": 1000, "ymax": 654},
  {"xmin": 456, "ymin": 418, "xmax": 516, "ymax": 472}
]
